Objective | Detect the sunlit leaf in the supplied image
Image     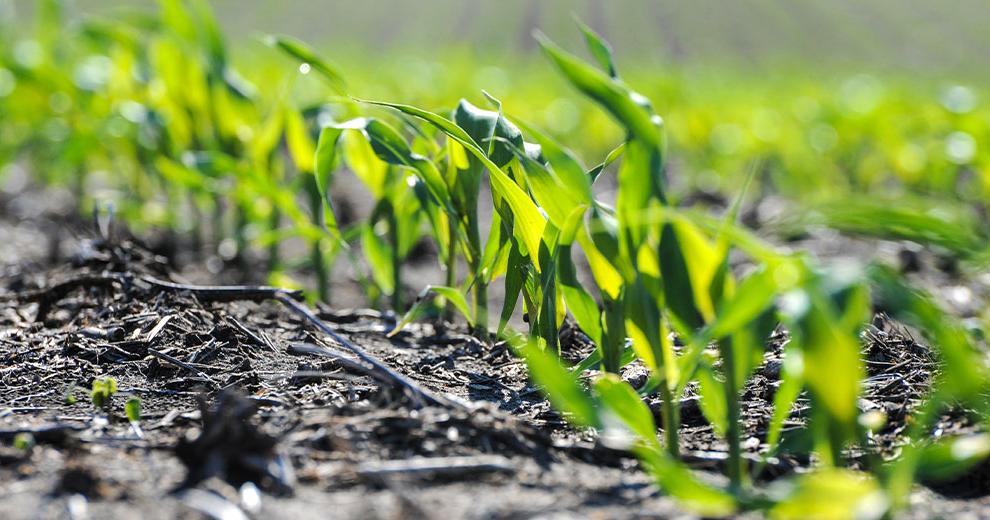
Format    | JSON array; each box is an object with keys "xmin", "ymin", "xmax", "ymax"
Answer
[
  {"xmin": 575, "ymin": 17, "xmax": 617, "ymax": 78},
  {"xmin": 360, "ymin": 100, "xmax": 547, "ymax": 263},
  {"xmin": 595, "ymin": 373, "xmax": 659, "ymax": 449},
  {"xmin": 285, "ymin": 108, "xmax": 315, "ymax": 173},
  {"xmin": 537, "ymin": 32, "xmax": 660, "ymax": 148},
  {"xmin": 265, "ymin": 34, "xmax": 346, "ymax": 92},
  {"xmin": 588, "ymin": 142, "xmax": 625, "ymax": 184},
  {"xmin": 516, "ymin": 340, "xmax": 599, "ymax": 429},
  {"xmin": 659, "ymin": 222, "xmax": 705, "ymax": 332},
  {"xmin": 636, "ymin": 447, "xmax": 737, "ymax": 517},
  {"xmin": 769, "ymin": 469, "xmax": 888, "ymax": 520},
  {"xmin": 916, "ymin": 434, "xmax": 990, "ymax": 482},
  {"xmin": 389, "ymin": 285, "xmax": 473, "ymax": 336},
  {"xmin": 696, "ymin": 362, "xmax": 728, "ymax": 437}
]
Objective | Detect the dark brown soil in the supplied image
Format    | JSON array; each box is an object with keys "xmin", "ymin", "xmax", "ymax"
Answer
[{"xmin": 1, "ymin": 192, "xmax": 988, "ymax": 519}]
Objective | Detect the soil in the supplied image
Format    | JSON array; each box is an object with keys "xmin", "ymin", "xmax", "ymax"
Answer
[{"xmin": 1, "ymin": 189, "xmax": 989, "ymax": 519}]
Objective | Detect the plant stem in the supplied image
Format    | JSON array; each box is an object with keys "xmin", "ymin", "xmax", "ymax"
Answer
[
  {"xmin": 474, "ymin": 275, "xmax": 488, "ymax": 338},
  {"xmin": 188, "ymin": 192, "xmax": 204, "ymax": 259},
  {"xmin": 212, "ymin": 198, "xmax": 225, "ymax": 253},
  {"xmin": 304, "ymin": 175, "xmax": 329, "ymax": 302},
  {"xmin": 601, "ymin": 296, "xmax": 624, "ymax": 373},
  {"xmin": 721, "ymin": 339, "xmax": 743, "ymax": 493},
  {"xmin": 234, "ymin": 203, "xmax": 249, "ymax": 268},
  {"xmin": 466, "ymin": 217, "xmax": 487, "ymax": 338},
  {"xmin": 73, "ymin": 167, "xmax": 88, "ymax": 216},
  {"xmin": 311, "ymin": 238, "xmax": 328, "ymax": 302},
  {"xmin": 659, "ymin": 383, "xmax": 680, "ymax": 458},
  {"xmin": 388, "ymin": 208, "xmax": 403, "ymax": 313},
  {"xmin": 267, "ymin": 205, "xmax": 281, "ymax": 274},
  {"xmin": 443, "ymin": 215, "xmax": 458, "ymax": 322}
]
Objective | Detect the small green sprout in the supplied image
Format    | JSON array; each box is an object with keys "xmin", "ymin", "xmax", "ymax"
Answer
[
  {"xmin": 63, "ymin": 382, "xmax": 77, "ymax": 405},
  {"xmin": 90, "ymin": 377, "xmax": 119, "ymax": 414},
  {"xmin": 125, "ymin": 396, "xmax": 144, "ymax": 439},
  {"xmin": 125, "ymin": 396, "xmax": 141, "ymax": 424},
  {"xmin": 13, "ymin": 432, "xmax": 35, "ymax": 452}
]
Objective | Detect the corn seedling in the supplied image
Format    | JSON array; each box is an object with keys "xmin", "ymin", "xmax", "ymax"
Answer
[
  {"xmin": 91, "ymin": 376, "xmax": 119, "ymax": 415},
  {"xmin": 63, "ymin": 382, "xmax": 78, "ymax": 405},
  {"xmin": 13, "ymin": 433, "xmax": 34, "ymax": 452},
  {"xmin": 502, "ymin": 24, "xmax": 989, "ymax": 517},
  {"xmin": 125, "ymin": 396, "xmax": 144, "ymax": 438}
]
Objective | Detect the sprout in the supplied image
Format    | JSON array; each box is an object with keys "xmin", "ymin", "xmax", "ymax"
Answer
[
  {"xmin": 90, "ymin": 377, "xmax": 118, "ymax": 414},
  {"xmin": 13, "ymin": 432, "xmax": 34, "ymax": 452},
  {"xmin": 125, "ymin": 396, "xmax": 141, "ymax": 424}
]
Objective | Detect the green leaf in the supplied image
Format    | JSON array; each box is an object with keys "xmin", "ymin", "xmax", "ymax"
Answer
[
  {"xmin": 388, "ymin": 285, "xmax": 473, "ymax": 336},
  {"xmin": 785, "ymin": 287, "xmax": 864, "ymax": 432},
  {"xmin": 265, "ymin": 34, "xmax": 346, "ymax": 92},
  {"xmin": 635, "ymin": 447, "xmax": 737, "ymax": 517},
  {"xmin": 479, "ymin": 210, "xmax": 508, "ymax": 283},
  {"xmin": 916, "ymin": 434, "xmax": 990, "ymax": 482},
  {"xmin": 559, "ymin": 245, "xmax": 602, "ymax": 347},
  {"xmin": 623, "ymin": 277, "xmax": 662, "ymax": 374},
  {"xmin": 392, "ymin": 182, "xmax": 426, "ymax": 257},
  {"xmin": 361, "ymin": 215, "xmax": 395, "ymax": 295},
  {"xmin": 250, "ymin": 105, "xmax": 285, "ymax": 165},
  {"xmin": 537, "ymin": 32, "xmax": 660, "ymax": 148},
  {"xmin": 588, "ymin": 142, "xmax": 625, "ymax": 184},
  {"xmin": 159, "ymin": 0, "xmax": 197, "ymax": 42},
  {"xmin": 155, "ymin": 157, "xmax": 210, "ymax": 192},
  {"xmin": 340, "ymin": 128, "xmax": 388, "ymax": 196},
  {"xmin": 615, "ymin": 138, "xmax": 665, "ymax": 252},
  {"xmin": 580, "ymin": 213, "xmax": 624, "ymax": 299},
  {"xmin": 508, "ymin": 140, "xmax": 588, "ymax": 232},
  {"xmin": 497, "ymin": 240, "xmax": 528, "ymax": 335},
  {"xmin": 708, "ymin": 263, "xmax": 798, "ymax": 340},
  {"xmin": 766, "ymin": 345, "xmax": 804, "ymax": 451},
  {"xmin": 453, "ymin": 98, "xmax": 522, "ymax": 167},
  {"xmin": 769, "ymin": 469, "xmax": 888, "ymax": 520},
  {"xmin": 507, "ymin": 116, "xmax": 593, "ymax": 212},
  {"xmin": 361, "ymin": 100, "xmax": 547, "ymax": 263},
  {"xmin": 341, "ymin": 118, "xmax": 452, "ymax": 209},
  {"xmin": 791, "ymin": 195, "xmax": 984, "ymax": 257},
  {"xmin": 709, "ymin": 163, "xmax": 757, "ymax": 308},
  {"xmin": 125, "ymin": 396, "xmax": 142, "ymax": 423},
  {"xmin": 659, "ymin": 222, "xmax": 706, "ymax": 332},
  {"xmin": 313, "ymin": 126, "xmax": 344, "ymax": 239},
  {"xmin": 535, "ymin": 234, "xmax": 561, "ymax": 350},
  {"xmin": 285, "ymin": 108, "xmax": 316, "ymax": 173},
  {"xmin": 516, "ymin": 340, "xmax": 599, "ymax": 429},
  {"xmin": 729, "ymin": 307, "xmax": 777, "ymax": 392},
  {"xmin": 598, "ymin": 293, "xmax": 627, "ymax": 374},
  {"xmin": 188, "ymin": 0, "xmax": 226, "ymax": 71},
  {"xmin": 696, "ymin": 362, "xmax": 728, "ymax": 437},
  {"xmin": 595, "ymin": 373, "xmax": 659, "ymax": 449},
  {"xmin": 588, "ymin": 206, "xmax": 621, "ymax": 260},
  {"xmin": 13, "ymin": 432, "xmax": 34, "ymax": 452},
  {"xmin": 316, "ymin": 117, "xmax": 454, "ymax": 240},
  {"xmin": 575, "ymin": 17, "xmax": 617, "ymax": 78},
  {"xmin": 572, "ymin": 342, "xmax": 637, "ymax": 374}
]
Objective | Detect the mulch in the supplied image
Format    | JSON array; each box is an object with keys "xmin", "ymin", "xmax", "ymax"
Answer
[{"xmin": 0, "ymin": 208, "xmax": 987, "ymax": 518}]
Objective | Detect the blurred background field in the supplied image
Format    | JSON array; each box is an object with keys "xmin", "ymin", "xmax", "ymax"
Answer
[
  {"xmin": 63, "ymin": 0, "xmax": 990, "ymax": 74},
  {"xmin": 6, "ymin": 0, "xmax": 990, "ymax": 204},
  {"xmin": 3, "ymin": 0, "xmax": 989, "ymax": 306}
]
